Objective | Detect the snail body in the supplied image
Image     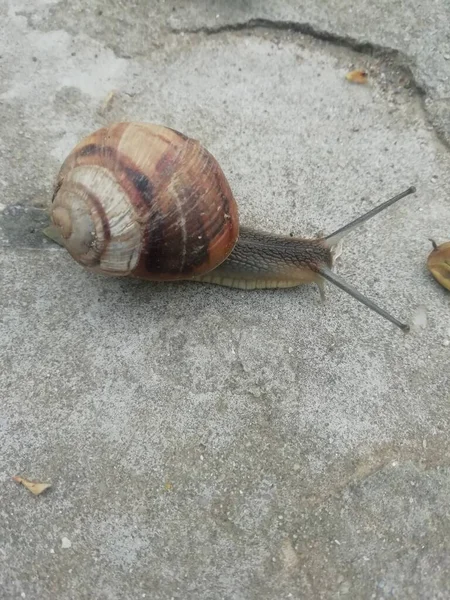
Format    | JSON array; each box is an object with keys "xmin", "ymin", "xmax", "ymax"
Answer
[{"xmin": 47, "ymin": 121, "xmax": 415, "ymax": 331}]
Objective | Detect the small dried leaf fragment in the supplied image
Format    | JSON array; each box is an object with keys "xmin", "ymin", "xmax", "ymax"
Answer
[
  {"xmin": 345, "ymin": 69, "xmax": 368, "ymax": 84},
  {"xmin": 98, "ymin": 90, "xmax": 117, "ymax": 116},
  {"xmin": 280, "ymin": 538, "xmax": 299, "ymax": 572},
  {"xmin": 427, "ymin": 240, "xmax": 450, "ymax": 291},
  {"xmin": 13, "ymin": 476, "xmax": 51, "ymax": 495}
]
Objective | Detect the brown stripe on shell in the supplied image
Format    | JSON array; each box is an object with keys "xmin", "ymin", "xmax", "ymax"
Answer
[
  {"xmin": 154, "ymin": 148, "xmax": 179, "ymax": 179},
  {"xmin": 193, "ymin": 149, "xmax": 239, "ymax": 269},
  {"xmin": 141, "ymin": 144, "xmax": 211, "ymax": 275},
  {"xmin": 166, "ymin": 127, "xmax": 190, "ymax": 141},
  {"xmin": 71, "ymin": 143, "xmax": 154, "ymax": 217},
  {"xmin": 51, "ymin": 178, "xmax": 63, "ymax": 204},
  {"xmin": 78, "ymin": 144, "xmax": 102, "ymax": 157},
  {"xmin": 64, "ymin": 122, "xmax": 162, "ymax": 219},
  {"xmin": 208, "ymin": 163, "xmax": 236, "ymax": 241},
  {"xmin": 123, "ymin": 168, "xmax": 154, "ymax": 206},
  {"xmin": 144, "ymin": 180, "xmax": 211, "ymax": 275},
  {"xmin": 140, "ymin": 136, "xmax": 215, "ymax": 276},
  {"xmin": 142, "ymin": 205, "xmax": 190, "ymax": 275}
]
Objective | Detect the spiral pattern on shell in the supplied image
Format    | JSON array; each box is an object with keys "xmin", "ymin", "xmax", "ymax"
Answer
[{"xmin": 50, "ymin": 122, "xmax": 239, "ymax": 280}]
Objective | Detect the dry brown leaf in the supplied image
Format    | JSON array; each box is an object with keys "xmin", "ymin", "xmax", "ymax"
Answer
[
  {"xmin": 345, "ymin": 69, "xmax": 368, "ymax": 84},
  {"xmin": 13, "ymin": 476, "xmax": 51, "ymax": 495},
  {"xmin": 427, "ymin": 240, "xmax": 450, "ymax": 291}
]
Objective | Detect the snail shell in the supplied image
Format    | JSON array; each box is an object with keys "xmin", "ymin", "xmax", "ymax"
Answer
[{"xmin": 50, "ymin": 122, "xmax": 239, "ymax": 280}]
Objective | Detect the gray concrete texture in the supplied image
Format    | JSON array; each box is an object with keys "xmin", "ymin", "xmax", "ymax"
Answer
[{"xmin": 1, "ymin": 1, "xmax": 450, "ymax": 599}]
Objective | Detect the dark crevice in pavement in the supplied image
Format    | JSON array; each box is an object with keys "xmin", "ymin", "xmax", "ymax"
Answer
[
  {"xmin": 12, "ymin": 9, "xmax": 449, "ymax": 147},
  {"xmin": 171, "ymin": 19, "xmax": 450, "ymax": 150},
  {"xmin": 171, "ymin": 19, "xmax": 423, "ymax": 91}
]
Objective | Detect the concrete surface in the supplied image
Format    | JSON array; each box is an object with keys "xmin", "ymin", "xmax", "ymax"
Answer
[{"xmin": 1, "ymin": 1, "xmax": 450, "ymax": 599}]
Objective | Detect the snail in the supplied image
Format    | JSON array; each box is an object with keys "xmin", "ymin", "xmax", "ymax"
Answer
[
  {"xmin": 427, "ymin": 239, "xmax": 450, "ymax": 291},
  {"xmin": 44, "ymin": 122, "xmax": 416, "ymax": 331}
]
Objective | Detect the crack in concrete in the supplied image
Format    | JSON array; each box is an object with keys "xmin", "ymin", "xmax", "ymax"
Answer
[
  {"xmin": 170, "ymin": 19, "xmax": 450, "ymax": 150},
  {"xmin": 171, "ymin": 18, "xmax": 423, "ymax": 91},
  {"xmin": 11, "ymin": 9, "xmax": 449, "ymax": 147},
  {"xmin": 14, "ymin": 10, "xmax": 423, "ymax": 96},
  {"xmin": 304, "ymin": 436, "xmax": 450, "ymax": 509}
]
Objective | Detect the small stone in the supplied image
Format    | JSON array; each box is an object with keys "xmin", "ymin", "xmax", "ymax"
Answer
[
  {"xmin": 61, "ymin": 537, "xmax": 72, "ymax": 549},
  {"xmin": 431, "ymin": 175, "xmax": 438, "ymax": 182},
  {"xmin": 410, "ymin": 305, "xmax": 427, "ymax": 330},
  {"xmin": 443, "ymin": 339, "xmax": 450, "ymax": 347}
]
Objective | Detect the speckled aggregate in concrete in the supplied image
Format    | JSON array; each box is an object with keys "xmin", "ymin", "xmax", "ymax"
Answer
[{"xmin": 1, "ymin": 1, "xmax": 450, "ymax": 599}]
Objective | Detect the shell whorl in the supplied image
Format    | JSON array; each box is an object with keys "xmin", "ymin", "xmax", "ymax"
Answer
[{"xmin": 50, "ymin": 122, "xmax": 239, "ymax": 279}]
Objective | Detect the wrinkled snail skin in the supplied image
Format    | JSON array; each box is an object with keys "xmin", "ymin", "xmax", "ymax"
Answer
[
  {"xmin": 193, "ymin": 227, "xmax": 333, "ymax": 290},
  {"xmin": 427, "ymin": 240, "xmax": 450, "ymax": 291},
  {"xmin": 47, "ymin": 121, "xmax": 415, "ymax": 331}
]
